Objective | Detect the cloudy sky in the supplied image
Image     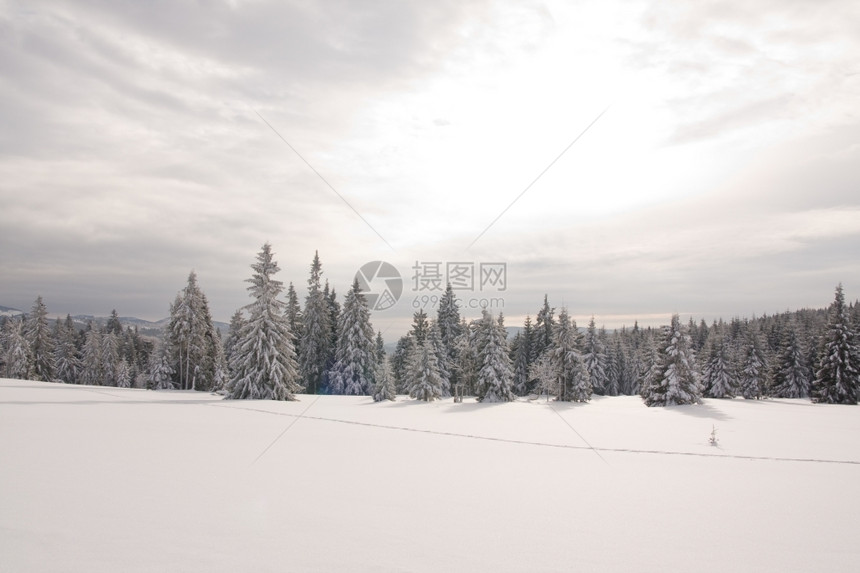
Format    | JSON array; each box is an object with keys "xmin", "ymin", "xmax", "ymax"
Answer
[{"xmin": 1, "ymin": 0, "xmax": 859, "ymax": 338}]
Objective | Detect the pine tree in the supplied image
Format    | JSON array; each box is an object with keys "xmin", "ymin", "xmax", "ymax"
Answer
[
  {"xmin": 408, "ymin": 337, "xmax": 444, "ymax": 402},
  {"xmin": 436, "ymin": 283, "xmax": 462, "ymax": 391},
  {"xmin": 476, "ymin": 312, "xmax": 515, "ymax": 402},
  {"xmin": 770, "ymin": 324, "xmax": 810, "ymax": 398},
  {"xmin": 299, "ymin": 251, "xmax": 332, "ymax": 394},
  {"xmin": 371, "ymin": 331, "xmax": 397, "ymax": 402},
  {"xmin": 80, "ymin": 325, "xmax": 103, "ymax": 386},
  {"xmin": 428, "ymin": 321, "xmax": 452, "ymax": 396},
  {"xmin": 638, "ymin": 331, "xmax": 660, "ymax": 399},
  {"xmin": 24, "ymin": 296, "xmax": 55, "ymax": 381},
  {"xmin": 410, "ymin": 309, "xmax": 430, "ymax": 345},
  {"xmin": 702, "ymin": 335, "xmax": 737, "ymax": 398},
  {"xmin": 2, "ymin": 318, "xmax": 30, "ymax": 379},
  {"xmin": 583, "ymin": 317, "xmax": 608, "ymax": 396},
  {"xmin": 223, "ymin": 310, "xmax": 246, "ymax": 373},
  {"xmin": 167, "ymin": 271, "xmax": 220, "ymax": 391},
  {"xmin": 643, "ymin": 315, "xmax": 702, "ymax": 406},
  {"xmin": 618, "ymin": 330, "xmax": 639, "ymax": 395},
  {"xmin": 101, "ymin": 330, "xmax": 120, "ymax": 386},
  {"xmin": 227, "ymin": 243, "xmax": 301, "ymax": 401},
  {"xmin": 739, "ymin": 326, "xmax": 768, "ymax": 400},
  {"xmin": 453, "ymin": 319, "xmax": 478, "ymax": 400},
  {"xmin": 372, "ymin": 333, "xmax": 396, "ymax": 402},
  {"xmin": 324, "ymin": 281, "xmax": 341, "ymax": 374},
  {"xmin": 511, "ymin": 322, "xmax": 532, "ymax": 396},
  {"xmin": 149, "ymin": 342, "xmax": 176, "ymax": 390},
  {"xmin": 604, "ymin": 336, "xmax": 619, "ymax": 396},
  {"xmin": 210, "ymin": 329, "xmax": 229, "ymax": 392},
  {"xmin": 53, "ymin": 315, "xmax": 80, "ymax": 384},
  {"xmin": 116, "ymin": 359, "xmax": 132, "ymax": 388},
  {"xmin": 543, "ymin": 308, "xmax": 590, "ymax": 402},
  {"xmin": 812, "ymin": 284, "xmax": 859, "ymax": 404},
  {"xmin": 372, "ymin": 360, "xmax": 396, "ymax": 402},
  {"xmin": 327, "ymin": 278, "xmax": 377, "ymax": 396},
  {"xmin": 533, "ymin": 295, "xmax": 555, "ymax": 360},
  {"xmin": 391, "ymin": 334, "xmax": 413, "ymax": 394},
  {"xmin": 627, "ymin": 339, "xmax": 644, "ymax": 396},
  {"xmin": 285, "ymin": 282, "xmax": 303, "ymax": 356}
]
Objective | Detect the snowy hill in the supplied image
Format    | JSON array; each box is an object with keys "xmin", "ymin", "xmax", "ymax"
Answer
[
  {"xmin": 1, "ymin": 378, "xmax": 858, "ymax": 572},
  {"xmin": 0, "ymin": 305, "xmax": 24, "ymax": 318},
  {"xmin": 66, "ymin": 314, "xmax": 228, "ymax": 337}
]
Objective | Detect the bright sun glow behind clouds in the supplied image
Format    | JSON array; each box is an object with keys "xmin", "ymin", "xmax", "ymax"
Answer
[{"xmin": 327, "ymin": 0, "xmax": 786, "ymax": 253}]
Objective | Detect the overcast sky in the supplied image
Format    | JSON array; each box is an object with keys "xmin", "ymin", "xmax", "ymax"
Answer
[{"xmin": 1, "ymin": 0, "xmax": 859, "ymax": 338}]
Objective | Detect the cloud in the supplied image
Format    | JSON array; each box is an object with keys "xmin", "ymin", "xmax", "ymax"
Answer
[{"xmin": 1, "ymin": 0, "xmax": 858, "ymax": 339}]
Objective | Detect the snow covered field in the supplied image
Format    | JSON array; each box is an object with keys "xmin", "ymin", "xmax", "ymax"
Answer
[{"xmin": 2, "ymin": 378, "xmax": 858, "ymax": 572}]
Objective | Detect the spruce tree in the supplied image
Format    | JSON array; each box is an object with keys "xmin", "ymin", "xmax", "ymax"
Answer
[
  {"xmin": 286, "ymin": 282, "xmax": 303, "ymax": 356},
  {"xmin": 436, "ymin": 283, "xmax": 462, "ymax": 391},
  {"xmin": 227, "ymin": 243, "xmax": 301, "ymax": 401},
  {"xmin": 770, "ymin": 325, "xmax": 810, "ymax": 398},
  {"xmin": 2, "ymin": 319, "xmax": 29, "ymax": 379},
  {"xmin": 299, "ymin": 251, "xmax": 331, "ymax": 394},
  {"xmin": 372, "ymin": 360, "xmax": 396, "ymax": 402},
  {"xmin": 638, "ymin": 331, "xmax": 660, "ymax": 399},
  {"xmin": 533, "ymin": 295, "xmax": 555, "ymax": 360},
  {"xmin": 407, "ymin": 337, "xmax": 444, "ymax": 402},
  {"xmin": 54, "ymin": 315, "xmax": 80, "ymax": 384},
  {"xmin": 476, "ymin": 312, "xmax": 515, "ymax": 402},
  {"xmin": 101, "ymin": 330, "xmax": 120, "ymax": 386},
  {"xmin": 410, "ymin": 309, "xmax": 430, "ymax": 345},
  {"xmin": 739, "ymin": 326, "xmax": 768, "ymax": 399},
  {"xmin": 605, "ymin": 336, "xmax": 620, "ymax": 396},
  {"xmin": 324, "ymin": 281, "xmax": 340, "ymax": 373},
  {"xmin": 223, "ymin": 310, "xmax": 246, "ymax": 374},
  {"xmin": 80, "ymin": 325, "xmax": 103, "ymax": 386},
  {"xmin": 116, "ymin": 359, "xmax": 132, "ymax": 388},
  {"xmin": 428, "ymin": 321, "xmax": 452, "ymax": 396},
  {"xmin": 617, "ymin": 330, "xmax": 639, "ymax": 395},
  {"xmin": 391, "ymin": 334, "xmax": 413, "ymax": 393},
  {"xmin": 511, "ymin": 316, "xmax": 534, "ymax": 395},
  {"xmin": 643, "ymin": 315, "xmax": 702, "ymax": 406},
  {"xmin": 371, "ymin": 333, "xmax": 396, "ymax": 402},
  {"xmin": 167, "ymin": 271, "xmax": 220, "ymax": 391},
  {"xmin": 812, "ymin": 284, "xmax": 859, "ymax": 404},
  {"xmin": 702, "ymin": 335, "xmax": 736, "ymax": 398},
  {"xmin": 583, "ymin": 317, "xmax": 608, "ymax": 395},
  {"xmin": 149, "ymin": 342, "xmax": 176, "ymax": 390},
  {"xmin": 544, "ymin": 308, "xmax": 590, "ymax": 402},
  {"xmin": 24, "ymin": 296, "xmax": 55, "ymax": 381},
  {"xmin": 327, "ymin": 278, "xmax": 376, "ymax": 395},
  {"xmin": 453, "ymin": 319, "xmax": 478, "ymax": 400}
]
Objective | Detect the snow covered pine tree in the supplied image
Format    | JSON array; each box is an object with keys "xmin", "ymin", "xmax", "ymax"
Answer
[
  {"xmin": 327, "ymin": 278, "xmax": 376, "ymax": 395},
  {"xmin": 476, "ymin": 312, "xmax": 515, "ymax": 402},
  {"xmin": 643, "ymin": 314, "xmax": 702, "ymax": 406},
  {"xmin": 812, "ymin": 284, "xmax": 859, "ymax": 404},
  {"xmin": 227, "ymin": 243, "xmax": 301, "ymax": 401}
]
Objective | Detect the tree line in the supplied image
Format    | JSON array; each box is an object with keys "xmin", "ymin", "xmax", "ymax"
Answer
[{"xmin": 2, "ymin": 244, "xmax": 858, "ymax": 406}]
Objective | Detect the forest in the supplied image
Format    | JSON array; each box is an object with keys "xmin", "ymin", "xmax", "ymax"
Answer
[{"xmin": 2, "ymin": 244, "xmax": 858, "ymax": 406}]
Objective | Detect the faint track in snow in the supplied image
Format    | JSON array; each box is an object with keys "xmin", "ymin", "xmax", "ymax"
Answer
[
  {"xmin": 210, "ymin": 403, "xmax": 860, "ymax": 466},
  {"xmin": 248, "ymin": 396, "xmax": 321, "ymax": 467}
]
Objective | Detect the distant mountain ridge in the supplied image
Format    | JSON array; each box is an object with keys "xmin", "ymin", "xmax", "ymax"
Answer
[
  {"xmin": 0, "ymin": 305, "xmax": 24, "ymax": 318},
  {"xmin": 1, "ymin": 306, "xmax": 227, "ymax": 337}
]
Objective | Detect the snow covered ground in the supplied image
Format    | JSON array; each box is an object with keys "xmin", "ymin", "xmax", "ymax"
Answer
[{"xmin": 2, "ymin": 378, "xmax": 858, "ymax": 572}]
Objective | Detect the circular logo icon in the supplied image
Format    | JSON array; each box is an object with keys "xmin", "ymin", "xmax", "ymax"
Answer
[{"xmin": 355, "ymin": 261, "xmax": 402, "ymax": 311}]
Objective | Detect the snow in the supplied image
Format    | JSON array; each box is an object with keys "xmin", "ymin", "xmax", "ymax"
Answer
[{"xmin": 2, "ymin": 378, "xmax": 859, "ymax": 572}]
